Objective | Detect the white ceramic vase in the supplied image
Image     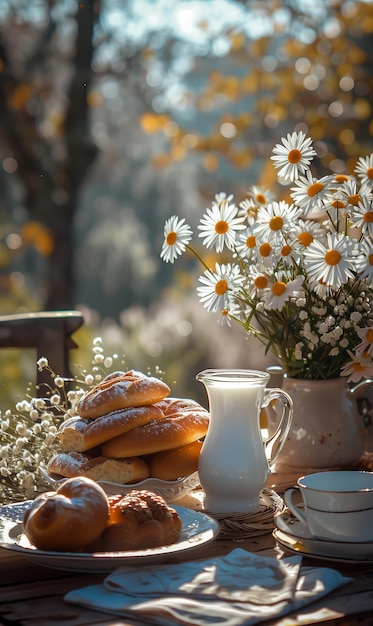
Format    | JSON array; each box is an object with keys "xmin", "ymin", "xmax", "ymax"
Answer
[{"xmin": 266, "ymin": 375, "xmax": 371, "ymax": 473}]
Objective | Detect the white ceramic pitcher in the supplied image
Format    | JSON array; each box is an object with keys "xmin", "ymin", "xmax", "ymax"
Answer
[{"xmin": 196, "ymin": 369, "xmax": 293, "ymax": 513}]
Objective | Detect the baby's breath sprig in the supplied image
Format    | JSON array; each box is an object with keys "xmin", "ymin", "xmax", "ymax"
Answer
[{"xmin": 0, "ymin": 337, "xmax": 124, "ymax": 504}]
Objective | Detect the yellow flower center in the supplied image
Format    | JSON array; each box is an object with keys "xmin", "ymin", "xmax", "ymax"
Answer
[
  {"xmin": 367, "ymin": 167, "xmax": 373, "ymax": 180},
  {"xmin": 369, "ymin": 253, "xmax": 373, "ymax": 266},
  {"xmin": 246, "ymin": 235, "xmax": 256, "ymax": 248},
  {"xmin": 288, "ymin": 149, "xmax": 302, "ymax": 164},
  {"xmin": 215, "ymin": 220, "xmax": 229, "ymax": 234},
  {"xmin": 348, "ymin": 194, "xmax": 360, "ymax": 206},
  {"xmin": 256, "ymin": 193, "xmax": 266, "ymax": 204},
  {"xmin": 363, "ymin": 211, "xmax": 373, "ymax": 223},
  {"xmin": 324, "ymin": 249, "xmax": 341, "ymax": 265},
  {"xmin": 352, "ymin": 362, "xmax": 365, "ymax": 372},
  {"xmin": 215, "ymin": 279, "xmax": 228, "ymax": 295},
  {"xmin": 307, "ymin": 182, "xmax": 324, "ymax": 197},
  {"xmin": 331, "ymin": 200, "xmax": 346, "ymax": 209},
  {"xmin": 270, "ymin": 216, "xmax": 284, "ymax": 231},
  {"xmin": 298, "ymin": 232, "xmax": 313, "ymax": 247},
  {"xmin": 281, "ymin": 244, "xmax": 291, "ymax": 257},
  {"xmin": 166, "ymin": 232, "xmax": 177, "ymax": 245},
  {"xmin": 271, "ymin": 281, "xmax": 286, "ymax": 296},
  {"xmin": 254, "ymin": 276, "xmax": 268, "ymax": 289},
  {"xmin": 259, "ymin": 242, "xmax": 272, "ymax": 257},
  {"xmin": 335, "ymin": 174, "xmax": 349, "ymax": 184},
  {"xmin": 366, "ymin": 329, "xmax": 373, "ymax": 344}
]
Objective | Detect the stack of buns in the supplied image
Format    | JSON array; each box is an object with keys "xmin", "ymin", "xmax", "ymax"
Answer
[
  {"xmin": 23, "ymin": 476, "xmax": 182, "ymax": 552},
  {"xmin": 47, "ymin": 370, "xmax": 209, "ymax": 484}
]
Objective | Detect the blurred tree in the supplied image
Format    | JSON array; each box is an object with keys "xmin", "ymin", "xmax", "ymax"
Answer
[{"xmin": 0, "ymin": 0, "xmax": 99, "ymax": 310}]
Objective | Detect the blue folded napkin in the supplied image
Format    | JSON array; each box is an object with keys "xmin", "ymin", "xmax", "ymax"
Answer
[{"xmin": 65, "ymin": 548, "xmax": 350, "ymax": 626}]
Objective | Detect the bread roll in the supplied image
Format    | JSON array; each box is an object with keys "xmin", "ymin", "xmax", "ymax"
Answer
[
  {"xmin": 77, "ymin": 370, "xmax": 170, "ymax": 418},
  {"xmin": 57, "ymin": 404, "xmax": 164, "ymax": 452},
  {"xmin": 89, "ymin": 490, "xmax": 182, "ymax": 551},
  {"xmin": 149, "ymin": 440, "xmax": 203, "ymax": 480},
  {"xmin": 102, "ymin": 400, "xmax": 209, "ymax": 458},
  {"xmin": 47, "ymin": 451, "xmax": 150, "ymax": 484},
  {"xmin": 23, "ymin": 477, "xmax": 109, "ymax": 552}
]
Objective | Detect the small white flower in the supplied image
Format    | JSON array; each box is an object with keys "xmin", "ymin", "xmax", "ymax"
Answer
[
  {"xmin": 197, "ymin": 263, "xmax": 244, "ymax": 313},
  {"xmin": 160, "ymin": 215, "xmax": 193, "ymax": 263},
  {"xmin": 271, "ymin": 131, "xmax": 317, "ymax": 181},
  {"xmin": 354, "ymin": 153, "xmax": 373, "ymax": 189},
  {"xmin": 198, "ymin": 200, "xmax": 245, "ymax": 252},
  {"xmin": 255, "ymin": 201, "xmax": 300, "ymax": 243},
  {"xmin": 261, "ymin": 275, "xmax": 304, "ymax": 311},
  {"xmin": 304, "ymin": 233, "xmax": 358, "ymax": 290},
  {"xmin": 350, "ymin": 196, "xmax": 373, "ymax": 236},
  {"xmin": 291, "ymin": 171, "xmax": 333, "ymax": 213},
  {"xmin": 340, "ymin": 353, "xmax": 373, "ymax": 383}
]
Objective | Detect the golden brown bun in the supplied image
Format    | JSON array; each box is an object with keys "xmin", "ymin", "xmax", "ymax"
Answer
[
  {"xmin": 57, "ymin": 404, "xmax": 164, "ymax": 452},
  {"xmin": 23, "ymin": 477, "xmax": 109, "ymax": 552},
  {"xmin": 47, "ymin": 451, "xmax": 150, "ymax": 484},
  {"xmin": 149, "ymin": 440, "xmax": 203, "ymax": 480},
  {"xmin": 101, "ymin": 398, "xmax": 209, "ymax": 458},
  {"xmin": 77, "ymin": 370, "xmax": 170, "ymax": 419},
  {"xmin": 88, "ymin": 490, "xmax": 181, "ymax": 551}
]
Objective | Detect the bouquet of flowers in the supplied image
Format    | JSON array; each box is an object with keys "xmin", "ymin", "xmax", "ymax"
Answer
[{"xmin": 160, "ymin": 131, "xmax": 373, "ymax": 382}]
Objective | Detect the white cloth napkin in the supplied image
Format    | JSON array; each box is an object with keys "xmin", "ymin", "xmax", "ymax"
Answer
[{"xmin": 65, "ymin": 548, "xmax": 350, "ymax": 626}]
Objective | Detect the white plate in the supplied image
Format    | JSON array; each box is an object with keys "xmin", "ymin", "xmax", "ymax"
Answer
[
  {"xmin": 0, "ymin": 501, "xmax": 219, "ymax": 573},
  {"xmin": 39, "ymin": 467, "xmax": 200, "ymax": 502},
  {"xmin": 274, "ymin": 508, "xmax": 373, "ymax": 564}
]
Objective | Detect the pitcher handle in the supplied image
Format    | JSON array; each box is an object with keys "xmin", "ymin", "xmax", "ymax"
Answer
[
  {"xmin": 350, "ymin": 379, "xmax": 373, "ymax": 430},
  {"xmin": 262, "ymin": 388, "xmax": 293, "ymax": 469}
]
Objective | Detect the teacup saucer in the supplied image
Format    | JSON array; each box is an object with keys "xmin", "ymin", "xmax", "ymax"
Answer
[{"xmin": 273, "ymin": 508, "xmax": 373, "ymax": 564}]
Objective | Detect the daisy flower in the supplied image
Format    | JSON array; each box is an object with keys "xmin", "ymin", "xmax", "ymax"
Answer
[
  {"xmin": 198, "ymin": 199, "xmax": 245, "ymax": 252},
  {"xmin": 340, "ymin": 352, "xmax": 373, "ymax": 384},
  {"xmin": 197, "ymin": 262, "xmax": 244, "ymax": 313},
  {"xmin": 160, "ymin": 215, "xmax": 193, "ymax": 263},
  {"xmin": 212, "ymin": 192, "xmax": 234, "ymax": 208},
  {"xmin": 356, "ymin": 239, "xmax": 373, "ymax": 282},
  {"xmin": 303, "ymin": 233, "xmax": 358, "ymax": 290},
  {"xmin": 355, "ymin": 327, "xmax": 373, "ymax": 356},
  {"xmin": 354, "ymin": 153, "xmax": 373, "ymax": 190},
  {"xmin": 255, "ymin": 200, "xmax": 300, "ymax": 243},
  {"xmin": 290, "ymin": 171, "xmax": 333, "ymax": 214},
  {"xmin": 350, "ymin": 195, "xmax": 373, "ymax": 237},
  {"xmin": 291, "ymin": 219, "xmax": 326, "ymax": 249},
  {"xmin": 247, "ymin": 185, "xmax": 276, "ymax": 206},
  {"xmin": 234, "ymin": 226, "xmax": 258, "ymax": 260},
  {"xmin": 270, "ymin": 131, "xmax": 317, "ymax": 181},
  {"xmin": 237, "ymin": 198, "xmax": 257, "ymax": 224},
  {"xmin": 261, "ymin": 275, "xmax": 304, "ymax": 311},
  {"xmin": 334, "ymin": 178, "xmax": 361, "ymax": 209}
]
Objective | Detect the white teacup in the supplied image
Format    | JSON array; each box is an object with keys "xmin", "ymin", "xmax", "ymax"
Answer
[{"xmin": 284, "ymin": 471, "xmax": 373, "ymax": 542}]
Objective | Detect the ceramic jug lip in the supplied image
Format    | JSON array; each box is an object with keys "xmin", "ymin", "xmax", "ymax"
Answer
[{"xmin": 196, "ymin": 369, "xmax": 270, "ymax": 384}]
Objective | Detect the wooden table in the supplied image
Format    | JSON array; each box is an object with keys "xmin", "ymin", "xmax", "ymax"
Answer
[{"xmin": 1, "ymin": 457, "xmax": 373, "ymax": 626}]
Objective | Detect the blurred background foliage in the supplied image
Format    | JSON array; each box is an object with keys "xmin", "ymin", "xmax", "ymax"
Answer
[{"xmin": 0, "ymin": 0, "xmax": 372, "ymax": 404}]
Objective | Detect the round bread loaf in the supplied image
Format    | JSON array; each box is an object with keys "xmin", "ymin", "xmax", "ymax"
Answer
[
  {"xmin": 77, "ymin": 370, "xmax": 170, "ymax": 418},
  {"xmin": 47, "ymin": 451, "xmax": 150, "ymax": 484},
  {"xmin": 57, "ymin": 404, "xmax": 164, "ymax": 452},
  {"xmin": 23, "ymin": 477, "xmax": 109, "ymax": 552},
  {"xmin": 102, "ymin": 398, "xmax": 209, "ymax": 458},
  {"xmin": 149, "ymin": 440, "xmax": 203, "ymax": 480}
]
